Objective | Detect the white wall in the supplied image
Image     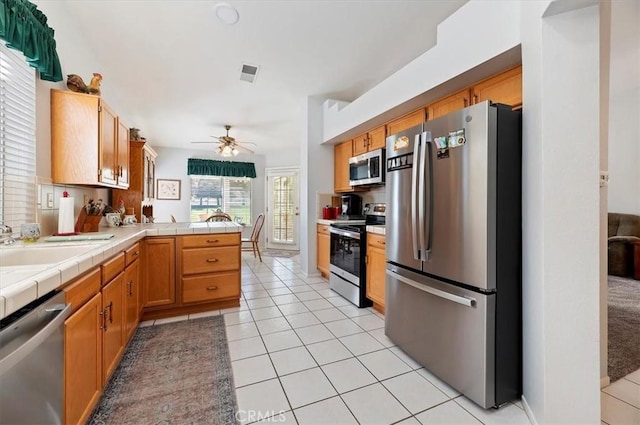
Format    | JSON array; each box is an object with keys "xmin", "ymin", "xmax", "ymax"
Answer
[
  {"xmin": 319, "ymin": 1, "xmax": 604, "ymax": 423},
  {"xmin": 608, "ymin": 0, "xmax": 640, "ymax": 215}
]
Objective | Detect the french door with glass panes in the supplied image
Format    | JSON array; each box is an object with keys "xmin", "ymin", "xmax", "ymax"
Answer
[{"xmin": 266, "ymin": 168, "xmax": 299, "ymax": 250}]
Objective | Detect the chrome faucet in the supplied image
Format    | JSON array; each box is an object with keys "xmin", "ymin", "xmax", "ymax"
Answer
[{"xmin": 0, "ymin": 223, "xmax": 16, "ymax": 245}]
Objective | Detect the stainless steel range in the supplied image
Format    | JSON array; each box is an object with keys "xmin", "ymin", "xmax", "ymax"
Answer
[{"xmin": 329, "ymin": 203, "xmax": 385, "ymax": 307}]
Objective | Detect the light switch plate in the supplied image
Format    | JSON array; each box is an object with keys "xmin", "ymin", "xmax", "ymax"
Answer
[{"xmin": 46, "ymin": 193, "xmax": 53, "ymax": 208}]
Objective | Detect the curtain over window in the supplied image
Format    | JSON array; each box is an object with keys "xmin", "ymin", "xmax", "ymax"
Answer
[
  {"xmin": 0, "ymin": 0, "xmax": 63, "ymax": 81},
  {"xmin": 187, "ymin": 158, "xmax": 256, "ymax": 178}
]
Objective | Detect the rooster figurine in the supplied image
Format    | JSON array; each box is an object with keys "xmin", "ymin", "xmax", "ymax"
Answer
[{"xmin": 66, "ymin": 73, "xmax": 103, "ymax": 96}]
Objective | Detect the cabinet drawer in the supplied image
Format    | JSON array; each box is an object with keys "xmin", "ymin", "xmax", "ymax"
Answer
[
  {"xmin": 182, "ymin": 272, "xmax": 240, "ymax": 304},
  {"xmin": 182, "ymin": 246, "xmax": 239, "ymax": 275},
  {"xmin": 125, "ymin": 242, "xmax": 141, "ymax": 266},
  {"xmin": 368, "ymin": 233, "xmax": 386, "ymax": 248},
  {"xmin": 102, "ymin": 252, "xmax": 125, "ymax": 283},
  {"xmin": 317, "ymin": 224, "xmax": 330, "ymax": 235},
  {"xmin": 181, "ymin": 233, "xmax": 240, "ymax": 248},
  {"xmin": 64, "ymin": 268, "xmax": 101, "ymax": 312}
]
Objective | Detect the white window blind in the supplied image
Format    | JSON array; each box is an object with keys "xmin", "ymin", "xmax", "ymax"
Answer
[{"xmin": 0, "ymin": 42, "xmax": 36, "ymax": 230}]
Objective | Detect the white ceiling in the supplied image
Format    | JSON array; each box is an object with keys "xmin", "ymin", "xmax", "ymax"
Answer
[{"xmin": 59, "ymin": 1, "xmax": 466, "ymax": 156}]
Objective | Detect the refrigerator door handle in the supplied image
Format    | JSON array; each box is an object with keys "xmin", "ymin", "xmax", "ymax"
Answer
[
  {"xmin": 423, "ymin": 131, "xmax": 433, "ymax": 258},
  {"xmin": 418, "ymin": 133, "xmax": 427, "ymax": 261},
  {"xmin": 411, "ymin": 133, "xmax": 421, "ymax": 261},
  {"xmin": 386, "ymin": 269, "xmax": 476, "ymax": 307}
]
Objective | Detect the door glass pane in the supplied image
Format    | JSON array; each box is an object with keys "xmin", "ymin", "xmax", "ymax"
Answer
[{"xmin": 272, "ymin": 176, "xmax": 294, "ymax": 243}]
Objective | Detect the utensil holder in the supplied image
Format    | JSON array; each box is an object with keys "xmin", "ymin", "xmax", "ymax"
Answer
[{"xmin": 75, "ymin": 209, "xmax": 102, "ymax": 233}]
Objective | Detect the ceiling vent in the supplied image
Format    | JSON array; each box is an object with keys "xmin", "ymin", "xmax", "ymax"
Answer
[{"xmin": 240, "ymin": 63, "xmax": 259, "ymax": 83}]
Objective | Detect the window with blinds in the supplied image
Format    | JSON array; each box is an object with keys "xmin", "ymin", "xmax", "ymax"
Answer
[
  {"xmin": 189, "ymin": 176, "xmax": 252, "ymax": 224},
  {"xmin": 0, "ymin": 43, "xmax": 36, "ymax": 231}
]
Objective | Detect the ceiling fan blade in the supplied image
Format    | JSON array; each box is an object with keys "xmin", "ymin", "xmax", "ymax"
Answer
[{"xmin": 234, "ymin": 144, "xmax": 254, "ymax": 154}]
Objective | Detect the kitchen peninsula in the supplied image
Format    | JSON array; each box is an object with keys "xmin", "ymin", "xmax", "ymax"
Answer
[{"xmin": 0, "ymin": 221, "xmax": 243, "ymax": 321}]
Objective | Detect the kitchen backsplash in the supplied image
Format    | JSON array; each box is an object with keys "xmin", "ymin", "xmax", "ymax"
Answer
[
  {"xmin": 36, "ymin": 179, "xmax": 110, "ymax": 236},
  {"xmin": 316, "ymin": 186, "xmax": 386, "ymax": 219}
]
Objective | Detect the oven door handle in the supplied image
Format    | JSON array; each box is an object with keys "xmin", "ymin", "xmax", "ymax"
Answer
[{"xmin": 329, "ymin": 228, "xmax": 361, "ymax": 239}]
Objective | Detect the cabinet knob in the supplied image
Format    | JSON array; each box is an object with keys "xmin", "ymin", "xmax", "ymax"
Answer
[
  {"xmin": 206, "ymin": 286, "xmax": 218, "ymax": 291},
  {"xmin": 378, "ymin": 240, "xmax": 386, "ymax": 245},
  {"xmin": 206, "ymin": 258, "xmax": 219, "ymax": 263}
]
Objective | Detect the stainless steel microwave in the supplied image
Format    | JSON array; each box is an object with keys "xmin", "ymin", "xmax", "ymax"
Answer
[{"xmin": 349, "ymin": 148, "xmax": 385, "ymax": 186}]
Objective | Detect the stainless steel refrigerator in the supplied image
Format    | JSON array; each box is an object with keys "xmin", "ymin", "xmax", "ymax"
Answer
[{"xmin": 385, "ymin": 101, "xmax": 521, "ymax": 409}]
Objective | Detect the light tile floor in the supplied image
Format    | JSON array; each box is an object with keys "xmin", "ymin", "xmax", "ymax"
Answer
[{"xmin": 140, "ymin": 252, "xmax": 639, "ymax": 425}]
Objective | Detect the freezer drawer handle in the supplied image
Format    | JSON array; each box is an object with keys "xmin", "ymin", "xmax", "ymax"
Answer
[{"xmin": 386, "ymin": 270, "xmax": 476, "ymax": 307}]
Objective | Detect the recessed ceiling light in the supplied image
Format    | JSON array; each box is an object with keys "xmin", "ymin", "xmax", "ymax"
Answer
[{"xmin": 214, "ymin": 3, "xmax": 239, "ymax": 25}]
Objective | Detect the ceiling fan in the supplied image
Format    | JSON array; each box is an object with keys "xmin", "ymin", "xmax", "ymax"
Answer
[{"xmin": 191, "ymin": 125, "xmax": 256, "ymax": 157}]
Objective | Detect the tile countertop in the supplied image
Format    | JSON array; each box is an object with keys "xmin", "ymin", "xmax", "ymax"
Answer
[
  {"xmin": 0, "ymin": 221, "xmax": 242, "ymax": 320},
  {"xmin": 366, "ymin": 225, "xmax": 386, "ymax": 236},
  {"xmin": 317, "ymin": 219, "xmax": 366, "ymax": 225}
]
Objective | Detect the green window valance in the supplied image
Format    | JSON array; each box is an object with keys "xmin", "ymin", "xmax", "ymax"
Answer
[
  {"xmin": 187, "ymin": 158, "xmax": 257, "ymax": 178},
  {"xmin": 0, "ymin": 0, "xmax": 63, "ymax": 81}
]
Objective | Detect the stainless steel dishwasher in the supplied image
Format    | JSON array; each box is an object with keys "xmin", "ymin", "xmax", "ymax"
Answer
[{"xmin": 0, "ymin": 290, "xmax": 71, "ymax": 424}]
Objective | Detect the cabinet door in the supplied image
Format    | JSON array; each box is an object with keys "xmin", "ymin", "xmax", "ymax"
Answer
[
  {"xmin": 116, "ymin": 119, "xmax": 130, "ymax": 188},
  {"xmin": 317, "ymin": 226, "xmax": 330, "ymax": 277},
  {"xmin": 472, "ymin": 65, "xmax": 522, "ymax": 108},
  {"xmin": 65, "ymin": 293, "xmax": 102, "ymax": 425},
  {"xmin": 333, "ymin": 140, "xmax": 353, "ymax": 193},
  {"xmin": 386, "ymin": 109, "xmax": 425, "ymax": 136},
  {"xmin": 99, "ymin": 101, "xmax": 118, "ymax": 186},
  {"xmin": 144, "ymin": 238, "xmax": 176, "ymax": 307},
  {"xmin": 124, "ymin": 258, "xmax": 140, "ymax": 342},
  {"xmin": 367, "ymin": 126, "xmax": 386, "ymax": 151},
  {"xmin": 366, "ymin": 237, "xmax": 386, "ymax": 309},
  {"xmin": 102, "ymin": 273, "xmax": 124, "ymax": 384},
  {"xmin": 352, "ymin": 132, "xmax": 369, "ymax": 156},
  {"xmin": 427, "ymin": 89, "xmax": 471, "ymax": 120}
]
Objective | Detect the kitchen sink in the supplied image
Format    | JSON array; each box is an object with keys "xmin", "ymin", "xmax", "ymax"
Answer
[{"xmin": 0, "ymin": 245, "xmax": 98, "ymax": 267}]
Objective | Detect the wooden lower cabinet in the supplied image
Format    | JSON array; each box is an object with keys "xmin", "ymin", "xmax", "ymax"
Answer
[
  {"xmin": 101, "ymin": 273, "xmax": 125, "ymax": 385},
  {"xmin": 366, "ymin": 233, "xmax": 387, "ymax": 312},
  {"xmin": 64, "ymin": 292, "xmax": 102, "ymax": 425},
  {"xmin": 317, "ymin": 224, "xmax": 330, "ymax": 277},
  {"xmin": 143, "ymin": 237, "xmax": 176, "ymax": 307},
  {"xmin": 182, "ymin": 271, "xmax": 240, "ymax": 304},
  {"xmin": 123, "ymin": 257, "xmax": 140, "ymax": 342}
]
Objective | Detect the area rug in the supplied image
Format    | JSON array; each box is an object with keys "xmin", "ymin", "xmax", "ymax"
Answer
[
  {"xmin": 89, "ymin": 316, "xmax": 238, "ymax": 425},
  {"xmin": 608, "ymin": 275, "xmax": 640, "ymax": 382},
  {"xmin": 261, "ymin": 249, "xmax": 299, "ymax": 258}
]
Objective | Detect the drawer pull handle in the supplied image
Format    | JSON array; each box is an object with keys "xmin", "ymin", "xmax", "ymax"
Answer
[
  {"xmin": 206, "ymin": 258, "xmax": 219, "ymax": 263},
  {"xmin": 206, "ymin": 239, "xmax": 219, "ymax": 243},
  {"xmin": 206, "ymin": 286, "xmax": 218, "ymax": 291},
  {"xmin": 377, "ymin": 241, "xmax": 385, "ymax": 245}
]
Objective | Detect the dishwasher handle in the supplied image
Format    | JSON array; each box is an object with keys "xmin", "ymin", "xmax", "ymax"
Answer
[{"xmin": 0, "ymin": 303, "xmax": 72, "ymax": 375}]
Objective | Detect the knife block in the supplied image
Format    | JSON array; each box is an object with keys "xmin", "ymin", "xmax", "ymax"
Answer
[{"xmin": 75, "ymin": 209, "xmax": 102, "ymax": 233}]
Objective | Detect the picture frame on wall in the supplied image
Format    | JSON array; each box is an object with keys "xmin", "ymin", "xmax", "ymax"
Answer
[{"xmin": 157, "ymin": 179, "xmax": 181, "ymax": 200}]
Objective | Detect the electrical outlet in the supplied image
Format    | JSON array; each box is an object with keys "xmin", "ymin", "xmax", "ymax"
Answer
[{"xmin": 46, "ymin": 193, "xmax": 54, "ymax": 208}]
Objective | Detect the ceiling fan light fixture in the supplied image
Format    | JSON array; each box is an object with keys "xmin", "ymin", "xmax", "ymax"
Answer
[
  {"xmin": 214, "ymin": 3, "xmax": 239, "ymax": 25},
  {"xmin": 232, "ymin": 147, "xmax": 239, "ymax": 156}
]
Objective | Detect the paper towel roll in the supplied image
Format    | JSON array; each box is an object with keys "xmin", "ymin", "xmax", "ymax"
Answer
[{"xmin": 58, "ymin": 197, "xmax": 75, "ymax": 234}]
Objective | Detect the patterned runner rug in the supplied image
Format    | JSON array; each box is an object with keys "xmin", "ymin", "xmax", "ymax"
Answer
[{"xmin": 89, "ymin": 316, "xmax": 238, "ymax": 424}]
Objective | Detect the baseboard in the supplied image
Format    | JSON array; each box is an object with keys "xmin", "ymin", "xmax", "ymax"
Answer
[
  {"xmin": 521, "ymin": 395, "xmax": 538, "ymax": 425},
  {"xmin": 601, "ymin": 376, "xmax": 611, "ymax": 388}
]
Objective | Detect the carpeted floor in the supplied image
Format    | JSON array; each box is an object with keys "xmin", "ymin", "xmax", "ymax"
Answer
[
  {"xmin": 89, "ymin": 316, "xmax": 238, "ymax": 425},
  {"xmin": 608, "ymin": 275, "xmax": 640, "ymax": 383}
]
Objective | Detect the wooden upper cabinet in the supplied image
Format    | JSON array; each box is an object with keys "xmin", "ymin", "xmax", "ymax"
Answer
[
  {"xmin": 353, "ymin": 125, "xmax": 386, "ymax": 156},
  {"xmin": 334, "ymin": 140, "xmax": 353, "ymax": 193},
  {"xmin": 368, "ymin": 126, "xmax": 386, "ymax": 150},
  {"xmin": 472, "ymin": 65, "xmax": 522, "ymax": 108},
  {"xmin": 427, "ymin": 89, "xmax": 471, "ymax": 121},
  {"xmin": 116, "ymin": 119, "xmax": 130, "ymax": 188},
  {"xmin": 352, "ymin": 133, "xmax": 369, "ymax": 156},
  {"xmin": 51, "ymin": 89, "xmax": 129, "ymax": 188},
  {"xmin": 386, "ymin": 109, "xmax": 426, "ymax": 136}
]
